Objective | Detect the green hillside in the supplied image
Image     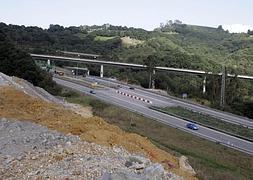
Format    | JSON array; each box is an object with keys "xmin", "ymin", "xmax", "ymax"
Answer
[
  {"xmin": 0, "ymin": 22, "xmax": 252, "ymax": 118},
  {"xmin": 1, "ymin": 22, "xmax": 253, "ymax": 74}
]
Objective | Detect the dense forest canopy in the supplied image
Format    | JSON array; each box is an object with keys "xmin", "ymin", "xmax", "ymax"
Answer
[
  {"xmin": 0, "ymin": 29, "xmax": 60, "ymax": 94},
  {"xmin": 0, "ymin": 21, "xmax": 252, "ymax": 118},
  {"xmin": 1, "ymin": 22, "xmax": 253, "ymax": 74}
]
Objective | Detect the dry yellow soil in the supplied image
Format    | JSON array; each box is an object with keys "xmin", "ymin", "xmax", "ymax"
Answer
[{"xmin": 0, "ymin": 86, "xmax": 196, "ymax": 179}]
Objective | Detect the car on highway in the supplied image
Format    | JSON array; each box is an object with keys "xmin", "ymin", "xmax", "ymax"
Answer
[
  {"xmin": 186, "ymin": 123, "xmax": 199, "ymax": 130},
  {"xmin": 129, "ymin": 87, "xmax": 135, "ymax": 90},
  {"xmin": 89, "ymin": 90, "xmax": 96, "ymax": 94}
]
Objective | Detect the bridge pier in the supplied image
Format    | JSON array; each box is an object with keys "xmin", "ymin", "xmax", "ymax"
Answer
[
  {"xmin": 152, "ymin": 69, "xmax": 156, "ymax": 89},
  {"xmin": 100, "ymin": 65, "xmax": 104, "ymax": 78},
  {"xmin": 149, "ymin": 69, "xmax": 156, "ymax": 89},
  {"xmin": 47, "ymin": 59, "xmax": 51, "ymax": 66},
  {"xmin": 203, "ymin": 76, "xmax": 206, "ymax": 94},
  {"xmin": 220, "ymin": 66, "xmax": 226, "ymax": 108}
]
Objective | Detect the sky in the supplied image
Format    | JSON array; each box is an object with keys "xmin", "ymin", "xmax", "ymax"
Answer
[{"xmin": 0, "ymin": 0, "xmax": 252, "ymax": 32}]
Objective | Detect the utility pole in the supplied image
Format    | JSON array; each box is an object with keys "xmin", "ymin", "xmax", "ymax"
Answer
[
  {"xmin": 100, "ymin": 65, "xmax": 104, "ymax": 78},
  {"xmin": 220, "ymin": 66, "xmax": 226, "ymax": 108}
]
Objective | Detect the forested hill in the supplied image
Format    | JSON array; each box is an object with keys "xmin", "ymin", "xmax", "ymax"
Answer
[
  {"xmin": 1, "ymin": 22, "xmax": 253, "ymax": 75},
  {"xmin": 0, "ymin": 22, "xmax": 253, "ymax": 118}
]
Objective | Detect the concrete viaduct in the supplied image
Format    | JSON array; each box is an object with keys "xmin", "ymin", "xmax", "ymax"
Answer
[{"xmin": 31, "ymin": 53, "xmax": 253, "ymax": 106}]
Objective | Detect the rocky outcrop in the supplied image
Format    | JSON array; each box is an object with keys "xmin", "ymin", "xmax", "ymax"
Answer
[{"xmin": 179, "ymin": 156, "xmax": 196, "ymax": 176}]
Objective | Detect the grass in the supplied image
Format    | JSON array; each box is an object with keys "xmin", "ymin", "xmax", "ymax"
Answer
[
  {"xmin": 121, "ymin": 36, "xmax": 144, "ymax": 47},
  {"xmin": 94, "ymin": 36, "xmax": 116, "ymax": 41},
  {"xmin": 60, "ymin": 88, "xmax": 95, "ymax": 106},
  {"xmin": 152, "ymin": 106, "xmax": 253, "ymax": 141},
  {"xmin": 62, "ymin": 88, "xmax": 253, "ymax": 180}
]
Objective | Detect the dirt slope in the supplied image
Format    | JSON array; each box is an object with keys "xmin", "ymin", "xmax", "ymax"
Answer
[{"xmin": 0, "ymin": 86, "xmax": 196, "ymax": 179}]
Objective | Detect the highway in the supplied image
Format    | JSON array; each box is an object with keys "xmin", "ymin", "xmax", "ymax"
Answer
[
  {"xmin": 54, "ymin": 77, "xmax": 253, "ymax": 155},
  {"xmin": 85, "ymin": 76, "xmax": 253, "ymax": 129}
]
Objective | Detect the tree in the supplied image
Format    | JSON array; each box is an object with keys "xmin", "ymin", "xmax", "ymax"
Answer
[
  {"xmin": 247, "ymin": 29, "xmax": 253, "ymax": 35},
  {"xmin": 174, "ymin": 20, "xmax": 182, "ymax": 24},
  {"xmin": 160, "ymin": 23, "xmax": 165, "ymax": 29},
  {"xmin": 217, "ymin": 25, "xmax": 224, "ymax": 31}
]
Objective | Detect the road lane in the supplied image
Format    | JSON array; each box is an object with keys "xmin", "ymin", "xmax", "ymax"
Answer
[
  {"xmin": 87, "ymin": 76, "xmax": 253, "ymax": 128},
  {"xmin": 54, "ymin": 77, "xmax": 253, "ymax": 155}
]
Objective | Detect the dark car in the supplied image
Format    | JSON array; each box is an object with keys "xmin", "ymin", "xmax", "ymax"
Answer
[
  {"xmin": 89, "ymin": 90, "xmax": 96, "ymax": 94},
  {"xmin": 129, "ymin": 87, "xmax": 135, "ymax": 90},
  {"xmin": 186, "ymin": 123, "xmax": 199, "ymax": 130}
]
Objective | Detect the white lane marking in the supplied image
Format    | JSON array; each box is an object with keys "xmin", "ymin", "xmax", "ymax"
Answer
[{"xmin": 86, "ymin": 77, "xmax": 168, "ymax": 105}]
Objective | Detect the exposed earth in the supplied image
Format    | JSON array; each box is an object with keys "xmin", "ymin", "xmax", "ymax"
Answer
[{"xmin": 0, "ymin": 72, "xmax": 196, "ymax": 179}]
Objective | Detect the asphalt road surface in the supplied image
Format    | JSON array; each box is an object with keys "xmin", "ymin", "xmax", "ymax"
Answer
[
  {"xmin": 54, "ymin": 77, "xmax": 253, "ymax": 155},
  {"xmin": 86, "ymin": 76, "xmax": 253, "ymax": 129}
]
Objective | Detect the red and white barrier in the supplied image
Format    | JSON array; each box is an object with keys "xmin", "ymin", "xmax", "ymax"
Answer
[{"xmin": 116, "ymin": 90, "xmax": 152, "ymax": 104}]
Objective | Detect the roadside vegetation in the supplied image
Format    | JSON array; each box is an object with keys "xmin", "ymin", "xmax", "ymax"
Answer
[
  {"xmin": 62, "ymin": 88, "xmax": 253, "ymax": 180},
  {"xmin": 151, "ymin": 106, "xmax": 253, "ymax": 141}
]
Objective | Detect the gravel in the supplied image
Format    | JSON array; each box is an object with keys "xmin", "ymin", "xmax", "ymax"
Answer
[
  {"xmin": 0, "ymin": 118, "xmax": 183, "ymax": 179},
  {"xmin": 0, "ymin": 117, "xmax": 79, "ymax": 158}
]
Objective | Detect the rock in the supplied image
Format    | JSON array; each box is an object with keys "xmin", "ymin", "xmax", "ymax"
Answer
[
  {"xmin": 129, "ymin": 162, "xmax": 145, "ymax": 170},
  {"xmin": 25, "ymin": 137, "xmax": 30, "ymax": 143},
  {"xmin": 4, "ymin": 156, "xmax": 15, "ymax": 165},
  {"xmin": 112, "ymin": 147, "xmax": 122, "ymax": 153},
  {"xmin": 16, "ymin": 155, "xmax": 24, "ymax": 161},
  {"xmin": 101, "ymin": 172, "xmax": 111, "ymax": 180},
  {"xmin": 144, "ymin": 163, "xmax": 164, "ymax": 180},
  {"xmin": 166, "ymin": 172, "xmax": 184, "ymax": 180},
  {"xmin": 102, "ymin": 171, "xmax": 146, "ymax": 180},
  {"xmin": 179, "ymin": 156, "xmax": 196, "ymax": 176},
  {"xmin": 125, "ymin": 155, "xmax": 150, "ymax": 170},
  {"xmin": 31, "ymin": 156, "xmax": 37, "ymax": 160},
  {"xmin": 66, "ymin": 141, "xmax": 72, "ymax": 146}
]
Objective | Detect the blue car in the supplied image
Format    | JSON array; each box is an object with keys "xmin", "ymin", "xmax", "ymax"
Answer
[
  {"xmin": 186, "ymin": 123, "xmax": 199, "ymax": 130},
  {"xmin": 89, "ymin": 90, "xmax": 96, "ymax": 94}
]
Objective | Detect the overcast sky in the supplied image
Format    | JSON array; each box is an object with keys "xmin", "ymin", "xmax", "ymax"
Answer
[{"xmin": 0, "ymin": 0, "xmax": 252, "ymax": 32}]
